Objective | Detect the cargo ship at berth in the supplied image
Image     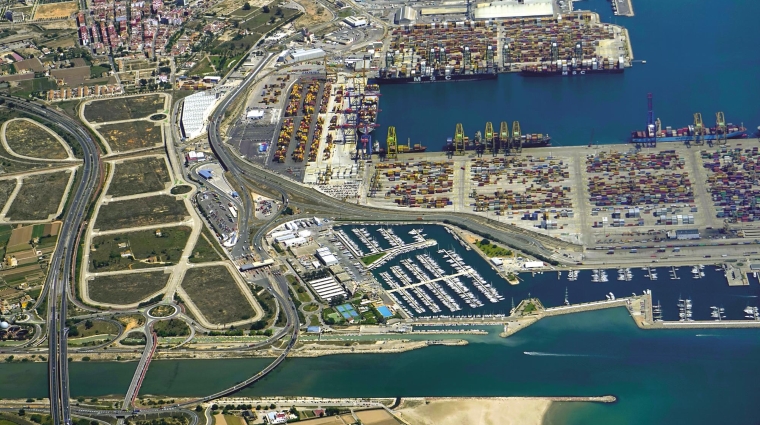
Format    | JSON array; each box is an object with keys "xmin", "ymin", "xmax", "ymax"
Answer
[
  {"xmin": 521, "ymin": 56, "xmax": 625, "ymax": 77},
  {"xmin": 629, "ymin": 94, "xmax": 747, "ymax": 143},
  {"xmin": 368, "ymin": 70, "xmax": 497, "ymax": 85}
]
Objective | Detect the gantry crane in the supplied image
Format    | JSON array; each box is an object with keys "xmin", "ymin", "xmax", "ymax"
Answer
[
  {"xmin": 484, "ymin": 122, "xmax": 495, "ymax": 156},
  {"xmin": 499, "ymin": 121, "xmax": 509, "ymax": 154},
  {"xmin": 693, "ymin": 112, "xmax": 705, "ymax": 146},
  {"xmin": 386, "ymin": 126, "xmax": 397, "ymax": 160},
  {"xmin": 454, "ymin": 123, "xmax": 465, "ymax": 155},
  {"xmin": 511, "ymin": 121, "xmax": 522, "ymax": 153},
  {"xmin": 716, "ymin": 112, "xmax": 727, "ymax": 145}
]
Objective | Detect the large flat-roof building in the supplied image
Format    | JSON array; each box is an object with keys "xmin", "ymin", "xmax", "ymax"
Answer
[
  {"xmin": 473, "ymin": 0, "xmax": 554, "ymax": 19},
  {"xmin": 180, "ymin": 91, "xmax": 218, "ymax": 139},
  {"xmin": 344, "ymin": 16, "xmax": 367, "ymax": 27},
  {"xmin": 308, "ymin": 276, "xmax": 348, "ymax": 301},
  {"xmin": 288, "ymin": 48, "xmax": 326, "ymax": 63},
  {"xmin": 395, "ymin": 6, "xmax": 418, "ymax": 24}
]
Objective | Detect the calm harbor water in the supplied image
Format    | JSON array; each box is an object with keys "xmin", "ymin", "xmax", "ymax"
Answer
[
  {"xmin": 375, "ymin": 0, "xmax": 760, "ymax": 148},
  {"xmin": 340, "ymin": 224, "xmax": 760, "ymax": 321},
  {"xmin": 1, "ymin": 309, "xmax": 760, "ymax": 424}
]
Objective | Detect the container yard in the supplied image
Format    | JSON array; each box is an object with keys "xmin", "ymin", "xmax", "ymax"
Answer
[
  {"xmin": 701, "ymin": 145, "xmax": 760, "ymax": 223},
  {"xmin": 367, "ymin": 160, "xmax": 456, "ymax": 209},
  {"xmin": 372, "ymin": 12, "xmax": 630, "ymax": 83}
]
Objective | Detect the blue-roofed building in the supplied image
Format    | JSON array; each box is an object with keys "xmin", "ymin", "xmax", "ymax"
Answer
[
  {"xmin": 198, "ymin": 170, "xmax": 213, "ymax": 180},
  {"xmin": 306, "ymin": 326, "xmax": 321, "ymax": 333}
]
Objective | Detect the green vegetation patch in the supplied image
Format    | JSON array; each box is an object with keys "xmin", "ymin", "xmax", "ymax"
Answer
[
  {"xmin": 83, "ymin": 95, "xmax": 165, "ymax": 123},
  {"xmin": 148, "ymin": 304, "xmax": 176, "ymax": 317},
  {"xmin": 361, "ymin": 252, "xmax": 386, "ymax": 266},
  {"xmin": 89, "ymin": 226, "xmax": 192, "ymax": 272},
  {"xmin": 95, "ymin": 195, "xmax": 188, "ymax": 231},
  {"xmin": 523, "ymin": 302, "xmax": 537, "ymax": 314},
  {"xmin": 67, "ymin": 319, "xmax": 118, "ymax": 338},
  {"xmin": 0, "ymin": 180, "xmax": 17, "ymax": 213},
  {"xmin": 188, "ymin": 231, "xmax": 223, "ymax": 263},
  {"xmin": 107, "ymin": 156, "xmax": 170, "ymax": 197},
  {"xmin": 154, "ymin": 318, "xmax": 190, "ymax": 337},
  {"xmin": 6, "ymin": 171, "xmax": 70, "ymax": 221},
  {"xmin": 170, "ymin": 185, "xmax": 192, "ymax": 195},
  {"xmin": 475, "ymin": 239, "xmax": 513, "ymax": 258},
  {"xmin": 187, "ymin": 57, "xmax": 215, "ymax": 77},
  {"xmin": 4, "ymin": 120, "xmax": 68, "ymax": 160},
  {"xmin": 88, "ymin": 271, "xmax": 169, "ymax": 305},
  {"xmin": 181, "ymin": 266, "xmax": 255, "ymax": 325},
  {"xmin": 97, "ymin": 120, "xmax": 163, "ymax": 153}
]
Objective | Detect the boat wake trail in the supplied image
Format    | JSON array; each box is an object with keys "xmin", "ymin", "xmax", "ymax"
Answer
[
  {"xmin": 732, "ymin": 295, "xmax": 758, "ymax": 298},
  {"xmin": 523, "ymin": 351, "xmax": 591, "ymax": 357},
  {"xmin": 695, "ymin": 334, "xmax": 720, "ymax": 337}
]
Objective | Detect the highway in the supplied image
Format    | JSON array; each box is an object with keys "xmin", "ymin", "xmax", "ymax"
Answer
[{"xmin": 0, "ymin": 96, "xmax": 103, "ymax": 425}]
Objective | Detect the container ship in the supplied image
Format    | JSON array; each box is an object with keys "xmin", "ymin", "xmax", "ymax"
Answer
[
  {"xmin": 521, "ymin": 57, "xmax": 625, "ymax": 77},
  {"xmin": 630, "ymin": 124, "xmax": 746, "ymax": 143},
  {"xmin": 445, "ymin": 132, "xmax": 551, "ymax": 150},
  {"xmin": 369, "ymin": 70, "xmax": 497, "ymax": 85}
]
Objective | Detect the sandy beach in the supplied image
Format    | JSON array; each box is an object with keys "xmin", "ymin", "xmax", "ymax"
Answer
[{"xmin": 397, "ymin": 398, "xmax": 551, "ymax": 425}]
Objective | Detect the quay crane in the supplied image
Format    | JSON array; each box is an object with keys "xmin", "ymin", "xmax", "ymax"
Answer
[
  {"xmin": 454, "ymin": 123, "xmax": 466, "ymax": 155},
  {"xmin": 511, "ymin": 120, "xmax": 522, "ymax": 153},
  {"xmin": 692, "ymin": 113, "xmax": 705, "ymax": 146},
  {"xmin": 499, "ymin": 121, "xmax": 510, "ymax": 153},
  {"xmin": 484, "ymin": 121, "xmax": 496, "ymax": 156},
  {"xmin": 386, "ymin": 126, "xmax": 398, "ymax": 159},
  {"xmin": 716, "ymin": 112, "xmax": 728, "ymax": 145}
]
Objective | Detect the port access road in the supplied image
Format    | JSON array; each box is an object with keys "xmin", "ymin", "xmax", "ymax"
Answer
[{"xmin": 0, "ymin": 95, "xmax": 103, "ymax": 425}]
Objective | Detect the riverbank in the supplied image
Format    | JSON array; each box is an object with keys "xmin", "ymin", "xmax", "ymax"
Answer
[{"xmin": 396, "ymin": 396, "xmax": 614, "ymax": 425}]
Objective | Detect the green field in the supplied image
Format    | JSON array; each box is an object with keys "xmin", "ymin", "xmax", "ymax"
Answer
[
  {"xmin": 68, "ymin": 319, "xmax": 118, "ymax": 338},
  {"xmin": 170, "ymin": 185, "xmax": 193, "ymax": 195},
  {"xmin": 83, "ymin": 95, "xmax": 165, "ymax": 123},
  {"xmin": 154, "ymin": 319, "xmax": 190, "ymax": 337},
  {"xmin": 4, "ymin": 119, "xmax": 69, "ymax": 160},
  {"xmin": 97, "ymin": 120, "xmax": 163, "ymax": 152},
  {"xmin": 188, "ymin": 229, "xmax": 223, "ymax": 263},
  {"xmin": 87, "ymin": 271, "xmax": 169, "ymax": 305},
  {"xmin": 95, "ymin": 195, "xmax": 188, "ymax": 231},
  {"xmin": 181, "ymin": 266, "xmax": 255, "ymax": 325},
  {"xmin": 6, "ymin": 171, "xmax": 70, "ymax": 221},
  {"xmin": 108, "ymin": 156, "xmax": 170, "ymax": 197},
  {"xmin": 9, "ymin": 77, "xmax": 58, "ymax": 98},
  {"xmin": 475, "ymin": 239, "xmax": 513, "ymax": 258},
  {"xmin": 361, "ymin": 252, "xmax": 386, "ymax": 265},
  {"xmin": 89, "ymin": 226, "xmax": 192, "ymax": 272}
]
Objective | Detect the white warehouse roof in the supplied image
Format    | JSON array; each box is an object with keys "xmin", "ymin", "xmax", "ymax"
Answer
[
  {"xmin": 181, "ymin": 91, "xmax": 218, "ymax": 139},
  {"xmin": 473, "ymin": 0, "xmax": 553, "ymax": 19},
  {"xmin": 290, "ymin": 48, "xmax": 325, "ymax": 63},
  {"xmin": 523, "ymin": 261, "xmax": 545, "ymax": 269},
  {"xmin": 246, "ymin": 109, "xmax": 264, "ymax": 119}
]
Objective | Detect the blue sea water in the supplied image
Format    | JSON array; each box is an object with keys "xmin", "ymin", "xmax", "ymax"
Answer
[{"xmin": 375, "ymin": 0, "xmax": 760, "ymax": 148}]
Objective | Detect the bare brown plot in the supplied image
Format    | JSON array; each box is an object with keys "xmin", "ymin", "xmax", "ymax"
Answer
[{"xmin": 4, "ymin": 119, "xmax": 69, "ymax": 160}]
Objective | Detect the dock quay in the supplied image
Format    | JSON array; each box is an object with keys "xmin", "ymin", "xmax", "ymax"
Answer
[
  {"xmin": 386, "ymin": 271, "xmax": 470, "ymax": 292},
  {"xmin": 611, "ymin": 0, "xmax": 635, "ymax": 17},
  {"xmin": 365, "ymin": 239, "xmax": 438, "ymax": 270}
]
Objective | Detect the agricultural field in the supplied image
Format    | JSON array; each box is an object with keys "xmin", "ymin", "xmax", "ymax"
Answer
[
  {"xmin": 87, "ymin": 271, "xmax": 169, "ymax": 305},
  {"xmin": 83, "ymin": 95, "xmax": 166, "ymax": 123},
  {"xmin": 97, "ymin": 121, "xmax": 163, "ymax": 152},
  {"xmin": 188, "ymin": 229, "xmax": 223, "ymax": 263},
  {"xmin": 95, "ymin": 195, "xmax": 188, "ymax": 231},
  {"xmin": 89, "ymin": 226, "xmax": 192, "ymax": 272},
  {"xmin": 0, "ymin": 180, "xmax": 17, "ymax": 212},
  {"xmin": 181, "ymin": 266, "xmax": 256, "ymax": 325},
  {"xmin": 5, "ymin": 171, "xmax": 71, "ymax": 221},
  {"xmin": 4, "ymin": 119, "xmax": 69, "ymax": 160},
  {"xmin": 33, "ymin": 1, "xmax": 78, "ymax": 19},
  {"xmin": 108, "ymin": 156, "xmax": 170, "ymax": 197}
]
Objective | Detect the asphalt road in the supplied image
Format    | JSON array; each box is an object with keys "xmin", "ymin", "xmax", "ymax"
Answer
[{"xmin": 0, "ymin": 96, "xmax": 102, "ymax": 425}]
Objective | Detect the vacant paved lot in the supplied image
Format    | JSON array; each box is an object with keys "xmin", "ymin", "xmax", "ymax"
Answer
[
  {"xmin": 108, "ymin": 156, "xmax": 170, "ymax": 197},
  {"xmin": 4, "ymin": 119, "xmax": 69, "ymax": 160},
  {"xmin": 97, "ymin": 121, "xmax": 163, "ymax": 152},
  {"xmin": 84, "ymin": 95, "xmax": 166, "ymax": 123},
  {"xmin": 87, "ymin": 271, "xmax": 169, "ymax": 305},
  {"xmin": 181, "ymin": 266, "xmax": 255, "ymax": 325},
  {"xmin": 89, "ymin": 226, "xmax": 192, "ymax": 272},
  {"xmin": 6, "ymin": 171, "xmax": 70, "ymax": 221},
  {"xmin": 95, "ymin": 195, "xmax": 188, "ymax": 231}
]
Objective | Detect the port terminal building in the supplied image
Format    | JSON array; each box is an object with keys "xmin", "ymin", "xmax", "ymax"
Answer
[
  {"xmin": 180, "ymin": 91, "xmax": 219, "ymax": 139},
  {"xmin": 473, "ymin": 0, "xmax": 555, "ymax": 19}
]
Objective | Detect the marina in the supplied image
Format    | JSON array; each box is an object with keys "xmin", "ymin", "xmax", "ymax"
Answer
[{"xmin": 339, "ymin": 224, "xmax": 760, "ymax": 321}]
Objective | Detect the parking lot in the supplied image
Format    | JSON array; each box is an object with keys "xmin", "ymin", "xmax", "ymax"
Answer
[{"xmin": 196, "ymin": 190, "xmax": 238, "ymax": 241}]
